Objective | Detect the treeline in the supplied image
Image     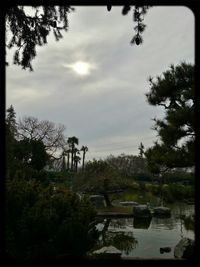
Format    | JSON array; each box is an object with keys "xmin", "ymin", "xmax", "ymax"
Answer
[
  {"xmin": 73, "ymin": 156, "xmax": 194, "ymax": 207},
  {"xmin": 6, "ymin": 105, "xmax": 89, "ymax": 181},
  {"xmin": 105, "ymin": 154, "xmax": 194, "ymax": 184}
]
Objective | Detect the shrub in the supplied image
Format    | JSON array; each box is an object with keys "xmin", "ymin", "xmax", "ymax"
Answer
[
  {"xmin": 6, "ymin": 178, "xmax": 97, "ymax": 260},
  {"xmin": 138, "ymin": 182, "xmax": 146, "ymax": 191},
  {"xmin": 150, "ymin": 184, "xmax": 160, "ymax": 195},
  {"xmin": 163, "ymin": 184, "xmax": 194, "ymax": 202},
  {"xmin": 162, "ymin": 185, "xmax": 174, "ymax": 203}
]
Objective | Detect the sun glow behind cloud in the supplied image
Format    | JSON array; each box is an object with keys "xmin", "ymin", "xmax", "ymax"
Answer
[
  {"xmin": 6, "ymin": 6, "xmax": 194, "ymax": 161},
  {"xmin": 63, "ymin": 61, "xmax": 93, "ymax": 76}
]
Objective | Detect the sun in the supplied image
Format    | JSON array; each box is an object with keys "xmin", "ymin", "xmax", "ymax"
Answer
[
  {"xmin": 71, "ymin": 61, "xmax": 90, "ymax": 75},
  {"xmin": 63, "ymin": 61, "xmax": 94, "ymax": 76}
]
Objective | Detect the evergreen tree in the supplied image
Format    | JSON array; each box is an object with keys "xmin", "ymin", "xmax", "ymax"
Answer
[
  {"xmin": 6, "ymin": 6, "xmax": 74, "ymax": 71},
  {"xmin": 145, "ymin": 62, "xmax": 195, "ymax": 173},
  {"xmin": 6, "ymin": 105, "xmax": 17, "ymax": 137},
  {"xmin": 138, "ymin": 142, "xmax": 145, "ymax": 158},
  {"xmin": 6, "ymin": 6, "xmax": 150, "ymax": 71},
  {"xmin": 14, "ymin": 138, "xmax": 49, "ymax": 171},
  {"xmin": 6, "ymin": 105, "xmax": 17, "ymax": 178}
]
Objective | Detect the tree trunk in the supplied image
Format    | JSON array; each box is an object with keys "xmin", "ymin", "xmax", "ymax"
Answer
[
  {"xmin": 159, "ymin": 174, "xmax": 164, "ymax": 206},
  {"xmin": 67, "ymin": 152, "xmax": 70, "ymax": 170},
  {"xmin": 82, "ymin": 152, "xmax": 85, "ymax": 171},
  {"xmin": 75, "ymin": 160, "xmax": 78, "ymax": 172},
  {"xmin": 102, "ymin": 192, "xmax": 112, "ymax": 207},
  {"xmin": 71, "ymin": 147, "xmax": 74, "ymax": 171},
  {"xmin": 61, "ymin": 155, "xmax": 66, "ymax": 172},
  {"xmin": 74, "ymin": 151, "xmax": 77, "ymax": 171}
]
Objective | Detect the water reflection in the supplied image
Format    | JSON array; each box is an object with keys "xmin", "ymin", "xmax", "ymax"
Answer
[
  {"xmin": 133, "ymin": 217, "xmax": 152, "ymax": 229},
  {"xmin": 150, "ymin": 217, "xmax": 177, "ymax": 230},
  {"xmin": 94, "ymin": 204, "xmax": 194, "ymax": 259},
  {"xmin": 94, "ymin": 218, "xmax": 138, "ymax": 255}
]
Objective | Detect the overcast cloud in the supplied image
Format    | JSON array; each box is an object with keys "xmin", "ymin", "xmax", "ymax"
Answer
[{"xmin": 6, "ymin": 6, "xmax": 194, "ymax": 161}]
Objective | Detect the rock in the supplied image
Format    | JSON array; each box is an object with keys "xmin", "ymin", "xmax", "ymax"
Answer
[
  {"xmin": 92, "ymin": 246, "xmax": 122, "ymax": 259},
  {"xmin": 120, "ymin": 201, "xmax": 139, "ymax": 206},
  {"xmin": 133, "ymin": 204, "xmax": 152, "ymax": 218},
  {"xmin": 153, "ymin": 206, "xmax": 171, "ymax": 217},
  {"xmin": 174, "ymin": 238, "xmax": 194, "ymax": 259},
  {"xmin": 160, "ymin": 247, "xmax": 171, "ymax": 253},
  {"xmin": 89, "ymin": 195, "xmax": 106, "ymax": 208},
  {"xmin": 133, "ymin": 216, "xmax": 152, "ymax": 229}
]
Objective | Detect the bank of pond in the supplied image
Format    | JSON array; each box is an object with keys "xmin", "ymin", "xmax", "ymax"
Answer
[
  {"xmin": 89, "ymin": 202, "xmax": 194, "ymax": 259},
  {"xmin": 6, "ymin": 177, "xmax": 195, "ymax": 261},
  {"xmin": 85, "ymin": 189, "xmax": 195, "ymax": 260}
]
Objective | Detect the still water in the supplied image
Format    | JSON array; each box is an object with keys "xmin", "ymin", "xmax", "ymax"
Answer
[{"xmin": 95, "ymin": 203, "xmax": 194, "ymax": 259}]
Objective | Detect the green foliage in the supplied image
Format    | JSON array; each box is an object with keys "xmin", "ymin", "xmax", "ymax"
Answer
[
  {"xmin": 5, "ymin": 106, "xmax": 96, "ymax": 259},
  {"xmin": 14, "ymin": 138, "xmax": 49, "ymax": 171},
  {"xmin": 145, "ymin": 63, "xmax": 195, "ymax": 172},
  {"xmin": 129, "ymin": 6, "xmax": 150, "ymax": 45},
  {"xmin": 163, "ymin": 170, "xmax": 194, "ymax": 184},
  {"xmin": 147, "ymin": 184, "xmax": 160, "ymax": 195},
  {"xmin": 74, "ymin": 159, "xmax": 127, "ymax": 207},
  {"xmin": 5, "ymin": 106, "xmax": 69, "ymax": 180},
  {"xmin": 138, "ymin": 181, "xmax": 146, "ymax": 191},
  {"xmin": 162, "ymin": 184, "xmax": 174, "ymax": 203},
  {"xmin": 170, "ymin": 184, "xmax": 194, "ymax": 199},
  {"xmin": 138, "ymin": 142, "xmax": 145, "ymax": 157},
  {"xmin": 6, "ymin": 178, "xmax": 97, "ymax": 260},
  {"xmin": 76, "ymin": 159, "xmax": 122, "ymax": 193},
  {"xmin": 6, "ymin": 6, "xmax": 74, "ymax": 70},
  {"xmin": 6, "ymin": 106, "xmax": 18, "ymax": 178},
  {"xmin": 6, "ymin": 6, "xmax": 151, "ymax": 71},
  {"xmin": 143, "ymin": 180, "xmax": 194, "ymax": 203},
  {"xmin": 120, "ymin": 177, "xmax": 194, "ymax": 203},
  {"xmin": 6, "ymin": 105, "xmax": 17, "ymax": 137}
]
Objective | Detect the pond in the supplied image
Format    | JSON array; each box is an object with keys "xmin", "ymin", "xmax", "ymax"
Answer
[{"xmin": 94, "ymin": 203, "xmax": 194, "ymax": 259}]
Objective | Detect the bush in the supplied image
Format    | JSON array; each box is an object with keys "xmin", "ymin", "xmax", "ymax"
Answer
[
  {"xmin": 138, "ymin": 181, "xmax": 146, "ymax": 191},
  {"xmin": 6, "ymin": 177, "xmax": 97, "ymax": 260},
  {"xmin": 162, "ymin": 184, "xmax": 194, "ymax": 202},
  {"xmin": 162, "ymin": 184, "xmax": 174, "ymax": 203},
  {"xmin": 150, "ymin": 184, "xmax": 160, "ymax": 195}
]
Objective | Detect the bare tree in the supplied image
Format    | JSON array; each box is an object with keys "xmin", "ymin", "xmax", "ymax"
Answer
[{"xmin": 17, "ymin": 116, "xmax": 66, "ymax": 159}]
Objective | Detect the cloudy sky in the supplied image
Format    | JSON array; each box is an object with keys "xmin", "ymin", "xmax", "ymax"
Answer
[{"xmin": 6, "ymin": 6, "xmax": 194, "ymax": 161}]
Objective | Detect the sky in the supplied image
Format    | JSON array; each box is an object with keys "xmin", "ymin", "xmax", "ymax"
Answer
[{"xmin": 6, "ymin": 6, "xmax": 194, "ymax": 161}]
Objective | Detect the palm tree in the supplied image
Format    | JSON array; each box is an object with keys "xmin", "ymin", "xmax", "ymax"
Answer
[
  {"xmin": 74, "ymin": 155, "xmax": 81, "ymax": 172},
  {"xmin": 67, "ymin": 136, "xmax": 79, "ymax": 171},
  {"xmin": 66, "ymin": 148, "xmax": 71, "ymax": 171},
  {"xmin": 61, "ymin": 153, "xmax": 66, "ymax": 172},
  {"xmin": 80, "ymin": 146, "xmax": 88, "ymax": 171},
  {"xmin": 73, "ymin": 147, "xmax": 80, "ymax": 171}
]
